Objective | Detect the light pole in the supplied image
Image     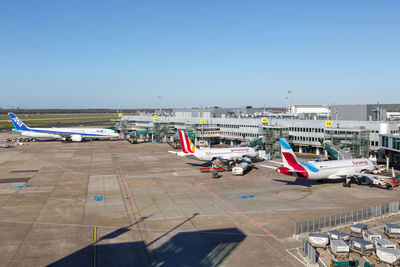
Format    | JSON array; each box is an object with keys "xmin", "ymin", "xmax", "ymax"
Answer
[{"xmin": 157, "ymin": 96, "xmax": 163, "ymax": 115}]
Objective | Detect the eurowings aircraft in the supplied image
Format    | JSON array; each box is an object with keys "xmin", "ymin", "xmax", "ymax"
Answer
[
  {"xmin": 8, "ymin": 113, "xmax": 119, "ymax": 142},
  {"xmin": 169, "ymin": 131, "xmax": 258, "ymax": 161},
  {"xmin": 261, "ymin": 138, "xmax": 377, "ymax": 180}
]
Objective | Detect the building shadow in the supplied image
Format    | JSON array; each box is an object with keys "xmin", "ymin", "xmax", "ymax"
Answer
[{"xmin": 49, "ymin": 220, "xmax": 245, "ymax": 267}]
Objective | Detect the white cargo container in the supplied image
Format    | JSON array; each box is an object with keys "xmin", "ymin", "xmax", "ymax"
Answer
[
  {"xmin": 350, "ymin": 223, "xmax": 367, "ymax": 237},
  {"xmin": 232, "ymin": 162, "xmax": 250, "ymax": 175},
  {"xmin": 330, "ymin": 240, "xmax": 349, "ymax": 255},
  {"xmin": 384, "ymin": 223, "xmax": 400, "ymax": 238},
  {"xmin": 350, "ymin": 238, "xmax": 374, "ymax": 256},
  {"xmin": 308, "ymin": 233, "xmax": 329, "ymax": 248},
  {"xmin": 328, "ymin": 230, "xmax": 350, "ymax": 241},
  {"xmin": 376, "ymin": 247, "xmax": 400, "ymax": 265},
  {"xmin": 362, "ymin": 229, "xmax": 381, "ymax": 241},
  {"xmin": 375, "ymin": 238, "xmax": 396, "ymax": 249}
]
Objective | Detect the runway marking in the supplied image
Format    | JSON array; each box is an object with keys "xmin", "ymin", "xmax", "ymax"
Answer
[
  {"xmin": 93, "ymin": 227, "xmax": 97, "ymax": 267},
  {"xmin": 101, "ymin": 196, "xmax": 157, "ymax": 226},
  {"xmin": 11, "ymin": 184, "xmax": 321, "ymax": 203},
  {"xmin": 190, "ymin": 177, "xmax": 284, "ymax": 242},
  {"xmin": 286, "ymin": 248, "xmax": 307, "ymax": 266}
]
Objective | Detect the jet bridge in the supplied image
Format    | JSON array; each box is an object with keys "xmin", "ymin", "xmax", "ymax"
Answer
[{"xmin": 324, "ymin": 140, "xmax": 353, "ymax": 160}]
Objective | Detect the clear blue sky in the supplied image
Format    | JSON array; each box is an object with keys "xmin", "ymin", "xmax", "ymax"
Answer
[{"xmin": 0, "ymin": 0, "xmax": 399, "ymax": 109}]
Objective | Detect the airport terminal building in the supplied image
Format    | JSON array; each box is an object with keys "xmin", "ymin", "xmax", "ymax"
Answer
[{"xmin": 118, "ymin": 105, "xmax": 400, "ymax": 165}]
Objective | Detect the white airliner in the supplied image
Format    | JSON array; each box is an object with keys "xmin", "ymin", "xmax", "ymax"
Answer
[
  {"xmin": 261, "ymin": 138, "xmax": 399, "ymax": 187},
  {"xmin": 262, "ymin": 138, "xmax": 377, "ymax": 180},
  {"xmin": 8, "ymin": 113, "xmax": 119, "ymax": 142},
  {"xmin": 169, "ymin": 131, "xmax": 258, "ymax": 161}
]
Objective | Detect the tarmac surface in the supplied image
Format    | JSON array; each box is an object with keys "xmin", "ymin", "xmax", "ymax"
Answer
[{"xmin": 1, "ymin": 133, "xmax": 400, "ymax": 266}]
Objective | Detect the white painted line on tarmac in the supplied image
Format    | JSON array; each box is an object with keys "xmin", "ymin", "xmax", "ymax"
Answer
[
  {"xmin": 286, "ymin": 248, "xmax": 307, "ymax": 266},
  {"xmin": 362, "ymin": 256, "xmax": 370, "ymax": 263},
  {"xmin": 319, "ymin": 256, "xmax": 328, "ymax": 267}
]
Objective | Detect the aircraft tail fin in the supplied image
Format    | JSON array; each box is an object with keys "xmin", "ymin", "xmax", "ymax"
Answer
[
  {"xmin": 279, "ymin": 138, "xmax": 301, "ymax": 167},
  {"xmin": 8, "ymin": 113, "xmax": 30, "ymax": 131},
  {"xmin": 178, "ymin": 131, "xmax": 195, "ymax": 154}
]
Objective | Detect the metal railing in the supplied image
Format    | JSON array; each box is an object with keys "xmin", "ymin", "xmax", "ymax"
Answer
[
  {"xmin": 302, "ymin": 239, "xmax": 319, "ymax": 264},
  {"xmin": 295, "ymin": 201, "xmax": 400, "ymax": 235}
]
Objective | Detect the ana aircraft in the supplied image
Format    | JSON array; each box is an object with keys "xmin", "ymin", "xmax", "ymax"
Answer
[
  {"xmin": 169, "ymin": 131, "xmax": 258, "ymax": 161},
  {"xmin": 8, "ymin": 113, "xmax": 119, "ymax": 142}
]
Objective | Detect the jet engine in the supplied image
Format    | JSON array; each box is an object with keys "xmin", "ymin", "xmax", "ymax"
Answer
[{"xmin": 71, "ymin": 135, "xmax": 83, "ymax": 142}]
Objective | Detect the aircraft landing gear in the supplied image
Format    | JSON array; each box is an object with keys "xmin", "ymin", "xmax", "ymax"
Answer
[{"xmin": 343, "ymin": 177, "xmax": 352, "ymax": 187}]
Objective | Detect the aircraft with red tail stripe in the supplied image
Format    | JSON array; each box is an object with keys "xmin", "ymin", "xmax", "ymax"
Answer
[
  {"xmin": 169, "ymin": 131, "xmax": 258, "ymax": 161},
  {"xmin": 261, "ymin": 138, "xmax": 377, "ymax": 180}
]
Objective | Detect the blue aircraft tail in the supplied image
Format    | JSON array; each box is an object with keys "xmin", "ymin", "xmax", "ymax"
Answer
[{"xmin": 8, "ymin": 113, "xmax": 30, "ymax": 131}]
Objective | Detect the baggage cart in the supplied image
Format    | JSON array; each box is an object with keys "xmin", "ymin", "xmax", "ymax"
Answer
[
  {"xmin": 349, "ymin": 238, "xmax": 374, "ymax": 256},
  {"xmin": 362, "ymin": 229, "xmax": 381, "ymax": 242},
  {"xmin": 375, "ymin": 247, "xmax": 400, "ymax": 265},
  {"xmin": 375, "ymin": 238, "xmax": 396, "ymax": 249},
  {"xmin": 330, "ymin": 240, "xmax": 350, "ymax": 257},
  {"xmin": 384, "ymin": 223, "xmax": 400, "ymax": 238},
  {"xmin": 350, "ymin": 223, "xmax": 367, "ymax": 237},
  {"xmin": 329, "ymin": 230, "xmax": 350, "ymax": 241},
  {"xmin": 308, "ymin": 233, "xmax": 329, "ymax": 248}
]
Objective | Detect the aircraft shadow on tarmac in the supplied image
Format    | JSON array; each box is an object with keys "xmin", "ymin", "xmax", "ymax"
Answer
[
  {"xmin": 186, "ymin": 162, "xmax": 212, "ymax": 167},
  {"xmin": 273, "ymin": 178, "xmax": 346, "ymax": 187},
  {"xmin": 50, "ymin": 214, "xmax": 246, "ymax": 267}
]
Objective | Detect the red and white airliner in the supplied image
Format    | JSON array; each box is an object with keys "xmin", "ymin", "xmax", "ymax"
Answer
[
  {"xmin": 169, "ymin": 131, "xmax": 258, "ymax": 161},
  {"xmin": 261, "ymin": 138, "xmax": 377, "ymax": 180}
]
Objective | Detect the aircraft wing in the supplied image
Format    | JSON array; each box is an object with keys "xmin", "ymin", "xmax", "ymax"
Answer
[
  {"xmin": 260, "ymin": 164, "xmax": 278, "ymax": 170},
  {"xmin": 263, "ymin": 152, "xmax": 282, "ymax": 165}
]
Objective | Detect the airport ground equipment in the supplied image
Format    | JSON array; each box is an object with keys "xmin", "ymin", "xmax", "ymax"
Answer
[
  {"xmin": 330, "ymin": 259, "xmax": 359, "ymax": 267},
  {"xmin": 330, "ymin": 240, "xmax": 350, "ymax": 257},
  {"xmin": 329, "ymin": 230, "xmax": 350, "ymax": 241},
  {"xmin": 212, "ymin": 171, "xmax": 220, "ymax": 179},
  {"xmin": 128, "ymin": 129, "xmax": 151, "ymax": 144},
  {"xmin": 349, "ymin": 238, "xmax": 374, "ymax": 256},
  {"xmin": 0, "ymin": 142, "xmax": 9, "ymax": 148},
  {"xmin": 232, "ymin": 162, "xmax": 251, "ymax": 175},
  {"xmin": 375, "ymin": 238, "xmax": 396, "ymax": 249},
  {"xmin": 384, "ymin": 224, "xmax": 400, "ymax": 238},
  {"xmin": 362, "ymin": 229, "xmax": 381, "ymax": 242},
  {"xmin": 351, "ymin": 223, "xmax": 368, "ymax": 238},
  {"xmin": 308, "ymin": 233, "xmax": 329, "ymax": 248},
  {"xmin": 375, "ymin": 247, "xmax": 400, "ymax": 265}
]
